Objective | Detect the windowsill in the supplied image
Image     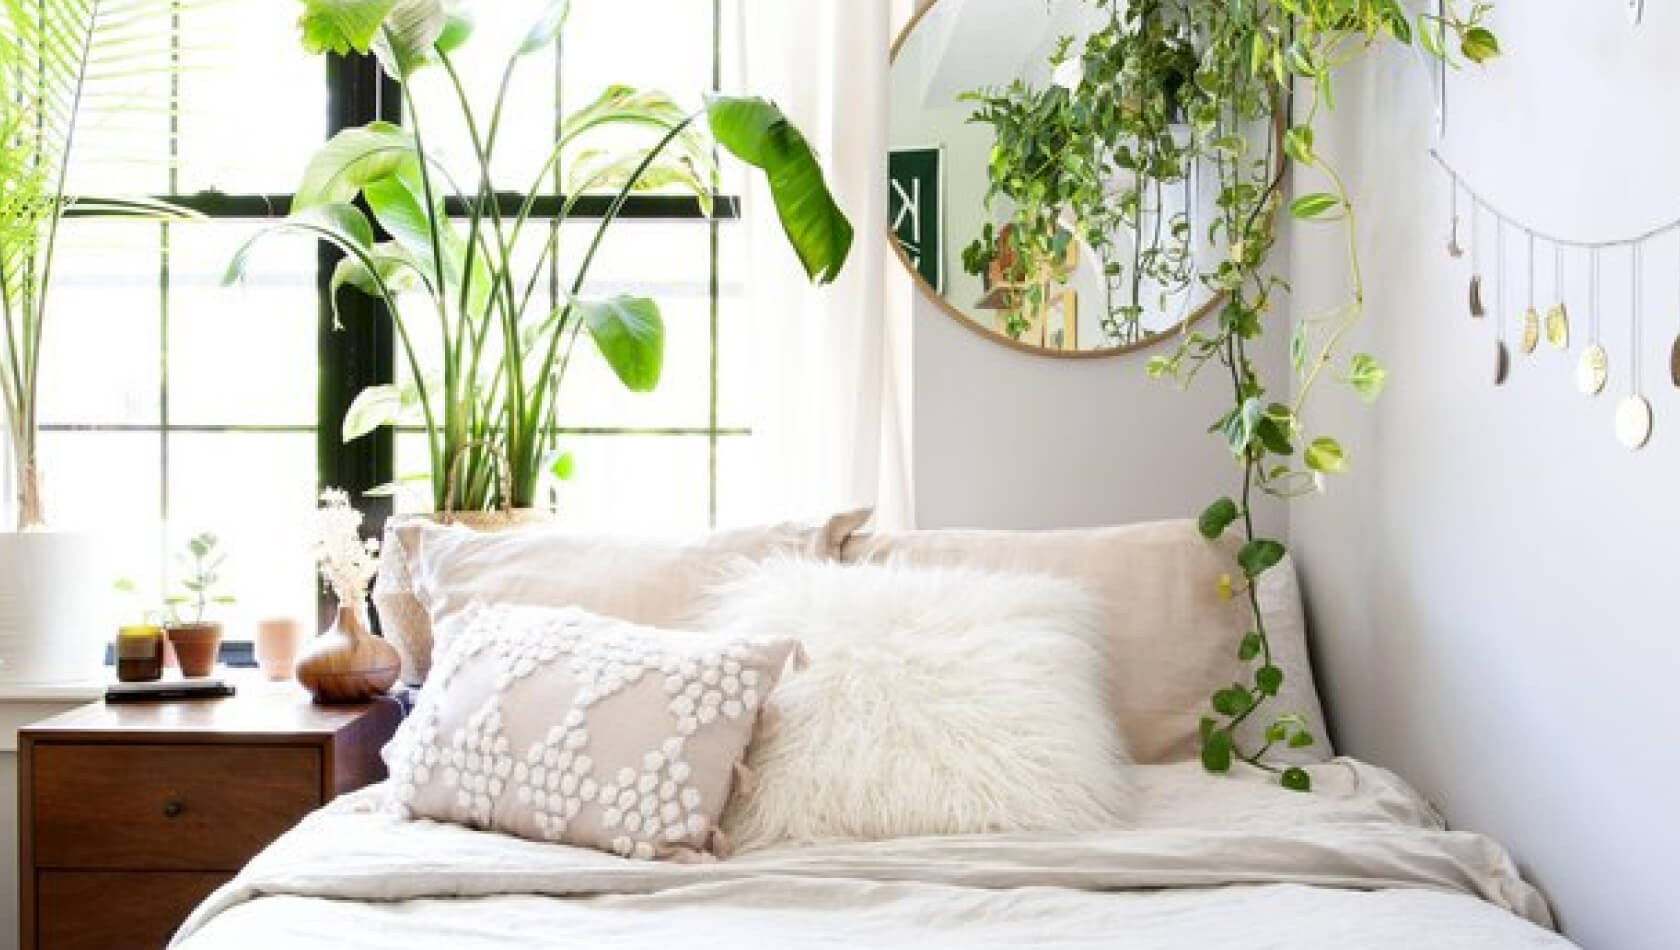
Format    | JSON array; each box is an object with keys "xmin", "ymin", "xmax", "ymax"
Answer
[{"xmin": 0, "ymin": 681, "xmax": 107, "ymax": 703}]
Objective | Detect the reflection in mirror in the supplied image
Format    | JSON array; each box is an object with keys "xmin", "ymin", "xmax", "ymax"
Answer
[{"xmin": 890, "ymin": 0, "xmax": 1254, "ymax": 356}]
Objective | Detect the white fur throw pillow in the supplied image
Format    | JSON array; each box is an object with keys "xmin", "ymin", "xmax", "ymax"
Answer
[
  {"xmin": 701, "ymin": 558, "xmax": 1133, "ymax": 852},
  {"xmin": 385, "ymin": 604, "xmax": 796, "ymax": 860}
]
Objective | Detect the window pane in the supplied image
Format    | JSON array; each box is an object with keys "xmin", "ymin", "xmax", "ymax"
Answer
[
  {"xmin": 175, "ymin": 4, "xmax": 326, "ymax": 194},
  {"xmin": 37, "ymin": 222, "xmax": 163, "ymax": 427},
  {"xmin": 166, "ymin": 433, "xmax": 318, "ymax": 638},
  {"xmin": 564, "ymin": 0, "xmax": 712, "ymax": 112},
  {"xmin": 169, "ymin": 222, "xmax": 317, "ymax": 427},
  {"xmin": 36, "ymin": 431, "xmax": 162, "ymax": 539},
  {"xmin": 712, "ymin": 433, "xmax": 758, "ymax": 529},
  {"xmin": 403, "ymin": 0, "xmax": 559, "ymax": 193},
  {"xmin": 548, "ymin": 434, "xmax": 710, "ymax": 533}
]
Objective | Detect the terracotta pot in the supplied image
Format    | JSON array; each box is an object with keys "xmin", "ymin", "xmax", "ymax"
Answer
[
  {"xmin": 295, "ymin": 601, "xmax": 400, "ymax": 704},
  {"xmin": 255, "ymin": 618, "xmax": 302, "ymax": 681},
  {"xmin": 165, "ymin": 621, "xmax": 223, "ymax": 678}
]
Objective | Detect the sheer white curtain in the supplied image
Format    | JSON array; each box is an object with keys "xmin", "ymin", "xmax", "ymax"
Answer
[{"xmin": 736, "ymin": 0, "xmax": 916, "ymax": 529}]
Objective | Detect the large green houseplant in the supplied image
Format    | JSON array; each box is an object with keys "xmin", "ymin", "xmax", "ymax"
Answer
[
  {"xmin": 229, "ymin": 0, "xmax": 853, "ymax": 513},
  {"xmin": 0, "ymin": 0, "xmax": 199, "ymax": 683},
  {"xmin": 987, "ymin": 0, "xmax": 1498, "ymax": 788}
]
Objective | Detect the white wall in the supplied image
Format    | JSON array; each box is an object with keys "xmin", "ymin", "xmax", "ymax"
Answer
[
  {"xmin": 911, "ymin": 287, "xmax": 1288, "ymax": 534},
  {"xmin": 1288, "ymin": 5, "xmax": 1680, "ymax": 948}
]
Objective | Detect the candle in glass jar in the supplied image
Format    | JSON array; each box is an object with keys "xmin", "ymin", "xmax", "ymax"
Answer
[{"xmin": 115, "ymin": 625, "xmax": 165, "ymax": 682}]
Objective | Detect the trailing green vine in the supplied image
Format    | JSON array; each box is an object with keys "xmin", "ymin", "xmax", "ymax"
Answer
[{"xmin": 975, "ymin": 0, "xmax": 1498, "ymax": 789}]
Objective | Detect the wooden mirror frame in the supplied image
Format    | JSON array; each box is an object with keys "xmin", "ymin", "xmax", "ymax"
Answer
[{"xmin": 887, "ymin": 0, "xmax": 1281, "ymax": 359}]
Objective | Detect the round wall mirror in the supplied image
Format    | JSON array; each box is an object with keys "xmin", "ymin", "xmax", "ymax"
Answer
[{"xmin": 889, "ymin": 0, "xmax": 1242, "ymax": 357}]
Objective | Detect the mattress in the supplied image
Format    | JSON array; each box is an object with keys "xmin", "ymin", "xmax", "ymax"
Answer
[{"xmin": 171, "ymin": 758, "xmax": 1572, "ymax": 948}]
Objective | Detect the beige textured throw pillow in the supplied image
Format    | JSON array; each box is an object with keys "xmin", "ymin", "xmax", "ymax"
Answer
[
  {"xmin": 843, "ymin": 520, "xmax": 1332, "ymax": 766},
  {"xmin": 702, "ymin": 558, "xmax": 1134, "ymax": 853},
  {"xmin": 386, "ymin": 604, "xmax": 796, "ymax": 860},
  {"xmin": 374, "ymin": 509, "xmax": 870, "ymax": 685}
]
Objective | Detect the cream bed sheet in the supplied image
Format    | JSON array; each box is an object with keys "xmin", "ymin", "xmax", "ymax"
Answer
[{"xmin": 172, "ymin": 759, "xmax": 1571, "ymax": 949}]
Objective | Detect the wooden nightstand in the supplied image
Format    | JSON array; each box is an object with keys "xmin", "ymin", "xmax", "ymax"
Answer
[{"xmin": 16, "ymin": 681, "xmax": 403, "ymax": 950}]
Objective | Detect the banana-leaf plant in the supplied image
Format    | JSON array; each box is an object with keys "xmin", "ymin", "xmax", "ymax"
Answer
[
  {"xmin": 0, "ymin": 0, "xmax": 201, "ymax": 530},
  {"xmin": 228, "ymin": 0, "xmax": 854, "ymax": 512}
]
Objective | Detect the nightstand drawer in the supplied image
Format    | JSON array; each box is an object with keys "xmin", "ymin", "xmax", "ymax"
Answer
[
  {"xmin": 37, "ymin": 871, "xmax": 232, "ymax": 949},
  {"xmin": 32, "ymin": 743, "xmax": 322, "ymax": 870}
]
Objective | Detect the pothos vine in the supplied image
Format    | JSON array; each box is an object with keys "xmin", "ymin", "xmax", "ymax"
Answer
[{"xmin": 969, "ymin": 0, "xmax": 1498, "ymax": 789}]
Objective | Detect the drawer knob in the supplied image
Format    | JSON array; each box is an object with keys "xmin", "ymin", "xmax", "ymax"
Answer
[{"xmin": 162, "ymin": 798, "xmax": 185, "ymax": 819}]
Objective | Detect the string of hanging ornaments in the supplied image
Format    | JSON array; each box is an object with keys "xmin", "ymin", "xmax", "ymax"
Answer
[{"xmin": 1429, "ymin": 1, "xmax": 1675, "ymax": 451}]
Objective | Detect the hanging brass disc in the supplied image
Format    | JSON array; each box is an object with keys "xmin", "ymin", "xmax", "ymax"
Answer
[
  {"xmin": 1576, "ymin": 344, "xmax": 1609, "ymax": 396},
  {"xmin": 1494, "ymin": 340, "xmax": 1511, "ymax": 385},
  {"xmin": 1615, "ymin": 394, "xmax": 1653, "ymax": 450},
  {"xmin": 1545, "ymin": 303, "xmax": 1570, "ymax": 349},
  {"xmin": 1468, "ymin": 275, "xmax": 1486, "ymax": 318},
  {"xmin": 1520, "ymin": 308, "xmax": 1540, "ymax": 354}
]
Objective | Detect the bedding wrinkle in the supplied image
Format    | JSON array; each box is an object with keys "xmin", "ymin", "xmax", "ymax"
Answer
[{"xmin": 170, "ymin": 760, "xmax": 1569, "ymax": 948}]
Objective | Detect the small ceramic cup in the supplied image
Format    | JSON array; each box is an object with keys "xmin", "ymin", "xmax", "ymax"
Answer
[{"xmin": 256, "ymin": 617, "xmax": 302, "ymax": 681}]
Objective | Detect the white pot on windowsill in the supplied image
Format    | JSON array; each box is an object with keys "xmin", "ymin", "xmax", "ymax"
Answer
[{"xmin": 0, "ymin": 530, "xmax": 109, "ymax": 686}]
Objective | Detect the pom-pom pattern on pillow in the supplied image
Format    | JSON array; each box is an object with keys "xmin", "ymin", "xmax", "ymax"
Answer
[
  {"xmin": 701, "ymin": 558, "xmax": 1134, "ymax": 853},
  {"xmin": 386, "ymin": 604, "xmax": 794, "ymax": 860}
]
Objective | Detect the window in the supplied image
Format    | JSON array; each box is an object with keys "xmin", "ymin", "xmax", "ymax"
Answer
[{"xmin": 40, "ymin": 1, "xmax": 745, "ymax": 640}]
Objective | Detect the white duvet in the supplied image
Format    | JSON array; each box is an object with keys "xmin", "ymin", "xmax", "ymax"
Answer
[{"xmin": 173, "ymin": 759, "xmax": 1572, "ymax": 949}]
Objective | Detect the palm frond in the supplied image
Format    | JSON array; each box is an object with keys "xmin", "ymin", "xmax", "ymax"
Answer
[{"xmin": 0, "ymin": 0, "xmax": 205, "ymax": 527}]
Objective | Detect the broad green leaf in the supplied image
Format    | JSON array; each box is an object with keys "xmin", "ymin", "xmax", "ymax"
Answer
[
  {"xmin": 1201, "ymin": 728, "xmax": 1233, "ymax": 773},
  {"xmin": 705, "ymin": 93, "xmax": 853, "ymax": 284},
  {"xmin": 545, "ymin": 450, "xmax": 575, "ymax": 481},
  {"xmin": 330, "ymin": 241, "xmax": 428, "ymax": 326},
  {"xmin": 436, "ymin": 0, "xmax": 474, "ymax": 54},
  {"xmin": 1265, "ymin": 721, "xmax": 1288, "ymax": 743},
  {"xmin": 1238, "ymin": 632, "xmax": 1263, "ymax": 662},
  {"xmin": 369, "ymin": 0, "xmax": 446, "ymax": 77},
  {"xmin": 1198, "ymin": 497, "xmax": 1239, "ymax": 539},
  {"xmin": 295, "ymin": 121, "xmax": 416, "ymax": 209},
  {"xmin": 1237, "ymin": 538, "xmax": 1287, "ymax": 577},
  {"xmin": 1417, "ymin": 14, "xmax": 1445, "ymax": 58},
  {"xmin": 1255, "ymin": 664, "xmax": 1284, "ymax": 696},
  {"xmin": 566, "ymin": 147, "xmax": 714, "ymax": 216},
  {"xmin": 1222, "ymin": 397, "xmax": 1264, "ymax": 455},
  {"xmin": 1283, "ymin": 126, "xmax": 1314, "ymax": 165},
  {"xmin": 1460, "ymin": 26, "xmax": 1500, "ymax": 64},
  {"xmin": 1289, "ymin": 729, "xmax": 1316, "ymax": 749},
  {"xmin": 297, "ymin": 0, "xmax": 401, "ymax": 55},
  {"xmin": 1304, "ymin": 437, "xmax": 1346, "ymax": 474},
  {"xmin": 1382, "ymin": 2, "xmax": 1412, "ymax": 44},
  {"xmin": 1289, "ymin": 192, "xmax": 1341, "ymax": 220},
  {"xmin": 578, "ymin": 295, "xmax": 665, "ymax": 392},
  {"xmin": 1212, "ymin": 684, "xmax": 1253, "ymax": 717},
  {"xmin": 1346, "ymin": 352, "xmax": 1387, "ymax": 403},
  {"xmin": 1199, "ymin": 716, "xmax": 1218, "ymax": 745},
  {"xmin": 1255, "ymin": 416, "xmax": 1294, "ymax": 456},
  {"xmin": 343, "ymin": 384, "xmax": 406, "ymax": 442},
  {"xmin": 518, "ymin": 0, "xmax": 570, "ymax": 54},
  {"xmin": 1281, "ymin": 767, "xmax": 1312, "ymax": 792},
  {"xmin": 1290, "ymin": 320, "xmax": 1308, "ymax": 373},
  {"xmin": 225, "ymin": 204, "xmax": 375, "ymax": 287}
]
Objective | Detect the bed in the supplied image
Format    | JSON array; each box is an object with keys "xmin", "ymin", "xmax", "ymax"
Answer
[{"xmin": 172, "ymin": 517, "xmax": 1571, "ymax": 948}]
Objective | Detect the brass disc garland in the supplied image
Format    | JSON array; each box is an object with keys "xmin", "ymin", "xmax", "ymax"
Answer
[
  {"xmin": 1578, "ymin": 250, "xmax": 1609, "ymax": 396},
  {"xmin": 1618, "ymin": 245, "xmax": 1653, "ymax": 451},
  {"xmin": 1468, "ymin": 199, "xmax": 1485, "ymax": 318},
  {"xmin": 1519, "ymin": 232, "xmax": 1539, "ymax": 354},
  {"xmin": 1433, "ymin": 149, "xmax": 1679, "ymax": 447},
  {"xmin": 1493, "ymin": 220, "xmax": 1509, "ymax": 386},
  {"xmin": 1546, "ymin": 244, "xmax": 1570, "ymax": 348}
]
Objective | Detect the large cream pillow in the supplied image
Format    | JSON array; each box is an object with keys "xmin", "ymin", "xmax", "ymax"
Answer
[
  {"xmin": 374, "ymin": 510, "xmax": 869, "ymax": 685},
  {"xmin": 701, "ymin": 558, "xmax": 1134, "ymax": 853},
  {"xmin": 842, "ymin": 519, "xmax": 1331, "ymax": 765},
  {"xmin": 386, "ymin": 603, "xmax": 796, "ymax": 860}
]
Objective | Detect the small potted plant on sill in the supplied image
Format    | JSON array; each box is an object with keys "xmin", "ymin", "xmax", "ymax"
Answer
[{"xmin": 164, "ymin": 534, "xmax": 236, "ymax": 678}]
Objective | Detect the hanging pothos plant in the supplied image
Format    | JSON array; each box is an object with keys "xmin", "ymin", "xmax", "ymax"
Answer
[{"xmin": 999, "ymin": 0, "xmax": 1498, "ymax": 789}]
